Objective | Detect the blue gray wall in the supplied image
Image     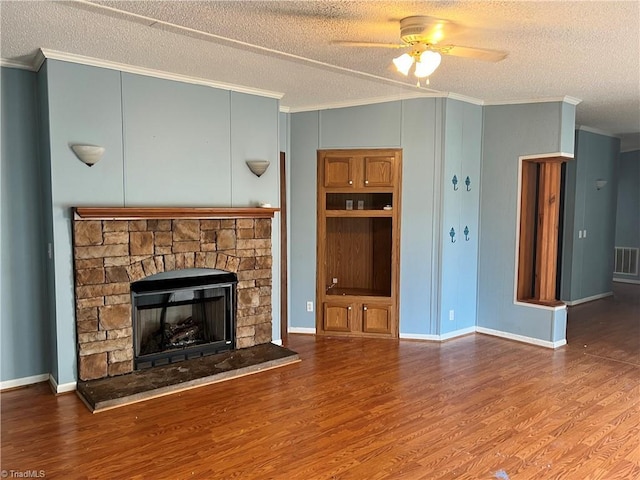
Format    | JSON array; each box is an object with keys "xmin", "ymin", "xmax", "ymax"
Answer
[
  {"xmin": 398, "ymin": 99, "xmax": 440, "ymax": 335},
  {"xmin": 440, "ymin": 100, "xmax": 482, "ymax": 335},
  {"xmin": 561, "ymin": 129, "xmax": 620, "ymax": 302},
  {"xmin": 1, "ymin": 67, "xmax": 50, "ymax": 382},
  {"xmin": 1, "ymin": 60, "xmax": 587, "ymax": 384},
  {"xmin": 289, "ymin": 99, "xmax": 483, "ymax": 338},
  {"xmin": 478, "ymin": 102, "xmax": 575, "ymax": 345},
  {"xmin": 14, "ymin": 60, "xmax": 281, "ymax": 385},
  {"xmin": 614, "ymin": 149, "xmax": 640, "ymax": 283}
]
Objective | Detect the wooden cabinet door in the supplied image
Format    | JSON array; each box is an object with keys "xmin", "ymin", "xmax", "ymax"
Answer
[
  {"xmin": 324, "ymin": 156, "xmax": 354, "ymax": 188},
  {"xmin": 364, "ymin": 156, "xmax": 395, "ymax": 187},
  {"xmin": 323, "ymin": 302, "xmax": 353, "ymax": 332},
  {"xmin": 362, "ymin": 303, "xmax": 392, "ymax": 334}
]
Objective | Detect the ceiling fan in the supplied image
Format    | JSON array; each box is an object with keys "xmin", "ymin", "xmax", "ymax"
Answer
[{"xmin": 332, "ymin": 16, "xmax": 508, "ymax": 85}]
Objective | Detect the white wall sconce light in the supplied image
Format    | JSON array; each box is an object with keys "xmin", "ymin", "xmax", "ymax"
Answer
[
  {"xmin": 71, "ymin": 144, "xmax": 105, "ymax": 167},
  {"xmin": 246, "ymin": 159, "xmax": 270, "ymax": 177},
  {"xmin": 595, "ymin": 179, "xmax": 608, "ymax": 190}
]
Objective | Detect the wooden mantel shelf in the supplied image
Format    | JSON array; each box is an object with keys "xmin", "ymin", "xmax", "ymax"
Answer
[{"xmin": 74, "ymin": 207, "xmax": 280, "ymax": 220}]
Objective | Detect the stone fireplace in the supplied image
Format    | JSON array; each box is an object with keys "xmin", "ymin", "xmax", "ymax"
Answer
[
  {"xmin": 72, "ymin": 208, "xmax": 276, "ymax": 381},
  {"xmin": 131, "ymin": 268, "xmax": 237, "ymax": 369}
]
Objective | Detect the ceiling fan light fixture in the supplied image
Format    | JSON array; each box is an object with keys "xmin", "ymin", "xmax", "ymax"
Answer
[
  {"xmin": 414, "ymin": 51, "xmax": 441, "ymax": 78},
  {"xmin": 392, "ymin": 53, "xmax": 414, "ymax": 76}
]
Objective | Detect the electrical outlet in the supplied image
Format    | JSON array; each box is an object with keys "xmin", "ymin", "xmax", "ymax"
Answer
[
  {"xmin": 306, "ymin": 301, "xmax": 314, "ymax": 312},
  {"xmin": 583, "ymin": 229, "xmax": 587, "ymax": 238},
  {"xmin": 449, "ymin": 310, "xmax": 455, "ymax": 321},
  {"xmin": 332, "ymin": 277, "xmax": 338, "ymax": 284},
  {"xmin": 47, "ymin": 243, "xmax": 53, "ymax": 259}
]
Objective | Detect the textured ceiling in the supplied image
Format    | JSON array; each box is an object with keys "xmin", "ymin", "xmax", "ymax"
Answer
[{"xmin": 1, "ymin": 1, "xmax": 639, "ymax": 150}]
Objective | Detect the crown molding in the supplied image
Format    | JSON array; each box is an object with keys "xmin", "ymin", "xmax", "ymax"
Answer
[
  {"xmin": 284, "ymin": 91, "xmax": 583, "ymax": 113},
  {"xmin": 33, "ymin": 49, "xmax": 47, "ymax": 71},
  {"xmin": 38, "ymin": 48, "xmax": 285, "ymax": 100},
  {"xmin": 9, "ymin": 49, "xmax": 586, "ymax": 117},
  {"xmin": 445, "ymin": 92, "xmax": 484, "ymax": 105},
  {"xmin": 484, "ymin": 95, "xmax": 582, "ymax": 106},
  {"xmin": 576, "ymin": 125, "xmax": 620, "ymax": 139},
  {"xmin": 0, "ymin": 58, "xmax": 36, "ymax": 71},
  {"xmin": 285, "ymin": 91, "xmax": 445, "ymax": 113}
]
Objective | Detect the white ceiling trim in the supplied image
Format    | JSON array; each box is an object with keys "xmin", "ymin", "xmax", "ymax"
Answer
[
  {"xmin": 3, "ymin": 48, "xmax": 587, "ymax": 116},
  {"xmin": 285, "ymin": 92, "xmax": 443, "ymax": 113},
  {"xmin": 484, "ymin": 96, "xmax": 582, "ymax": 106},
  {"xmin": 284, "ymin": 92, "xmax": 584, "ymax": 113},
  {"xmin": 37, "ymin": 48, "xmax": 284, "ymax": 100},
  {"xmin": 445, "ymin": 92, "xmax": 484, "ymax": 106},
  {"xmin": 0, "ymin": 59, "xmax": 36, "ymax": 71},
  {"xmin": 576, "ymin": 125, "xmax": 620, "ymax": 139}
]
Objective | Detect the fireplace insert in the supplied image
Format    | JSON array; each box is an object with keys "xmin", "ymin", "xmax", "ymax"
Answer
[{"xmin": 131, "ymin": 268, "xmax": 237, "ymax": 369}]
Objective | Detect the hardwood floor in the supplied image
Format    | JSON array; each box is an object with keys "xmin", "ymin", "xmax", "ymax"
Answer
[{"xmin": 2, "ymin": 284, "xmax": 638, "ymax": 479}]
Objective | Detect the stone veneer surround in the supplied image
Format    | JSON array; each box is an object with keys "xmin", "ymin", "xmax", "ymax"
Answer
[{"xmin": 73, "ymin": 212, "xmax": 274, "ymax": 381}]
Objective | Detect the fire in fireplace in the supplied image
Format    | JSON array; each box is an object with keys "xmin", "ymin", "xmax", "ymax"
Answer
[{"xmin": 131, "ymin": 268, "xmax": 237, "ymax": 369}]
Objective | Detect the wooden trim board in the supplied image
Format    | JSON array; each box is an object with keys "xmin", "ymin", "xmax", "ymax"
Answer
[{"xmin": 74, "ymin": 207, "xmax": 279, "ymax": 220}]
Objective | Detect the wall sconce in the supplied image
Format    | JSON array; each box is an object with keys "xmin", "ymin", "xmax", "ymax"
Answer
[
  {"xmin": 71, "ymin": 144, "xmax": 105, "ymax": 167},
  {"xmin": 595, "ymin": 179, "xmax": 607, "ymax": 190},
  {"xmin": 246, "ymin": 160, "xmax": 270, "ymax": 177}
]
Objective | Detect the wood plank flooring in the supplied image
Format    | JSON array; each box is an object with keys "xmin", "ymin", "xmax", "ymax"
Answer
[{"xmin": 2, "ymin": 284, "xmax": 638, "ymax": 479}]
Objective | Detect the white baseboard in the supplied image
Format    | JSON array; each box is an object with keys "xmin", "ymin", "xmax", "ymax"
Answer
[
  {"xmin": 288, "ymin": 327, "xmax": 316, "ymax": 334},
  {"xmin": 400, "ymin": 326, "xmax": 475, "ymax": 342},
  {"xmin": 476, "ymin": 327, "xmax": 566, "ymax": 349},
  {"xmin": 399, "ymin": 333, "xmax": 440, "ymax": 341},
  {"xmin": 564, "ymin": 291, "xmax": 613, "ymax": 306},
  {"xmin": 613, "ymin": 278, "xmax": 640, "ymax": 285},
  {"xmin": 271, "ymin": 339, "xmax": 283, "ymax": 346},
  {"xmin": 0, "ymin": 373, "xmax": 49, "ymax": 391},
  {"xmin": 48, "ymin": 374, "xmax": 76, "ymax": 394},
  {"xmin": 440, "ymin": 326, "xmax": 476, "ymax": 340}
]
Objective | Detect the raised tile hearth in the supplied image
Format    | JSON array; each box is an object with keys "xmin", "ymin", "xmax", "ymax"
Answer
[{"xmin": 77, "ymin": 342, "xmax": 300, "ymax": 413}]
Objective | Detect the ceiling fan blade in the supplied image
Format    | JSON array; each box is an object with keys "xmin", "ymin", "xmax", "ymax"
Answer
[
  {"xmin": 438, "ymin": 45, "xmax": 508, "ymax": 62},
  {"xmin": 331, "ymin": 40, "xmax": 407, "ymax": 49}
]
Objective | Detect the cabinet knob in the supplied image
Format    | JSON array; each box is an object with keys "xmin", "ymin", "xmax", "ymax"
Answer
[
  {"xmin": 363, "ymin": 306, "xmax": 368, "ymax": 311},
  {"xmin": 364, "ymin": 180, "xmax": 369, "ymax": 185},
  {"xmin": 348, "ymin": 306, "xmax": 352, "ymax": 310},
  {"xmin": 348, "ymin": 180, "xmax": 353, "ymax": 185}
]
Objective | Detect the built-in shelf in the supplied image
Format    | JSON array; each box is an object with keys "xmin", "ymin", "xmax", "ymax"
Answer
[
  {"xmin": 317, "ymin": 148, "xmax": 402, "ymax": 338},
  {"xmin": 74, "ymin": 207, "xmax": 280, "ymax": 220},
  {"xmin": 325, "ymin": 210, "xmax": 393, "ymax": 218},
  {"xmin": 326, "ymin": 287, "xmax": 391, "ymax": 297}
]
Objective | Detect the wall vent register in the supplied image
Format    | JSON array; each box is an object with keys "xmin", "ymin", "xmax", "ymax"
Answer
[{"xmin": 614, "ymin": 247, "xmax": 639, "ymax": 275}]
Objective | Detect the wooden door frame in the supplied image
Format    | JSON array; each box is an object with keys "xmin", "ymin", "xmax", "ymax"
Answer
[
  {"xmin": 280, "ymin": 152, "xmax": 288, "ymax": 340},
  {"xmin": 516, "ymin": 154, "xmax": 571, "ymax": 306}
]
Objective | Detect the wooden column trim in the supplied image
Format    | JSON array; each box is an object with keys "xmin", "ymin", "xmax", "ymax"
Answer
[
  {"xmin": 517, "ymin": 161, "xmax": 538, "ymax": 300},
  {"xmin": 535, "ymin": 162, "xmax": 562, "ymax": 302},
  {"xmin": 517, "ymin": 154, "xmax": 572, "ymax": 307},
  {"xmin": 74, "ymin": 207, "xmax": 280, "ymax": 220}
]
